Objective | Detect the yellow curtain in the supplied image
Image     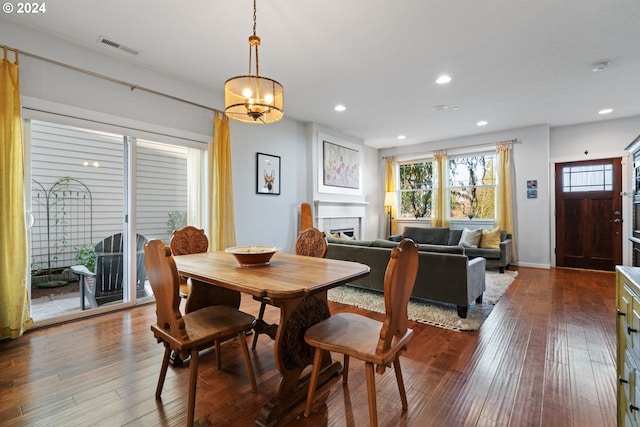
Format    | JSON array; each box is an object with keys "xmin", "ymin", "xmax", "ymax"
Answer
[
  {"xmin": 496, "ymin": 143, "xmax": 517, "ymax": 260},
  {"xmin": 208, "ymin": 111, "xmax": 237, "ymax": 251},
  {"xmin": 431, "ymin": 150, "xmax": 450, "ymax": 227},
  {"xmin": 385, "ymin": 159, "xmax": 397, "ymax": 236},
  {"xmin": 0, "ymin": 48, "xmax": 33, "ymax": 338}
]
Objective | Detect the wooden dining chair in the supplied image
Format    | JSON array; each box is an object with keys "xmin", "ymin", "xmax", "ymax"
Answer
[
  {"xmin": 251, "ymin": 227, "xmax": 328, "ymax": 350},
  {"xmin": 169, "ymin": 226, "xmax": 242, "ymax": 368},
  {"xmin": 303, "ymin": 238, "xmax": 419, "ymax": 427},
  {"xmin": 170, "ymin": 226, "xmax": 241, "ymax": 312},
  {"xmin": 170, "ymin": 226, "xmax": 209, "ymax": 301},
  {"xmin": 144, "ymin": 239, "xmax": 257, "ymax": 427}
]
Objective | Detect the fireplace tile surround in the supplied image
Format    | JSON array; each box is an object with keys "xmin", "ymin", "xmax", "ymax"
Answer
[{"xmin": 314, "ymin": 200, "xmax": 369, "ymax": 240}]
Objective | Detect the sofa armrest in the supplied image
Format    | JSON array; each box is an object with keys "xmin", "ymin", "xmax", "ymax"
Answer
[
  {"xmin": 466, "ymin": 257, "xmax": 486, "ymax": 302},
  {"xmin": 499, "ymin": 238, "xmax": 513, "ymax": 269},
  {"xmin": 388, "ymin": 234, "xmax": 403, "ymax": 242}
]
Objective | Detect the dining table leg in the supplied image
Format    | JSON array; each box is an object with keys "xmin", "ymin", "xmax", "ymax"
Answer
[{"xmin": 255, "ymin": 291, "xmax": 342, "ymax": 427}]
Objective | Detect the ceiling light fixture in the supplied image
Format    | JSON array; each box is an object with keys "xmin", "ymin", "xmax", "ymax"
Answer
[
  {"xmin": 598, "ymin": 108, "xmax": 613, "ymax": 115},
  {"xmin": 436, "ymin": 74, "xmax": 452, "ymax": 84},
  {"xmin": 397, "ymin": 135, "xmax": 406, "ymax": 140},
  {"xmin": 591, "ymin": 61, "xmax": 609, "ymax": 72},
  {"xmin": 224, "ymin": 0, "xmax": 284, "ymax": 124},
  {"xmin": 477, "ymin": 120, "xmax": 488, "ymax": 126},
  {"xmin": 432, "ymin": 104, "xmax": 450, "ymax": 111},
  {"xmin": 334, "ymin": 104, "xmax": 346, "ymax": 112}
]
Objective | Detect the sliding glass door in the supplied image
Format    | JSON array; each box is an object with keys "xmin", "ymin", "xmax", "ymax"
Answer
[{"xmin": 26, "ymin": 119, "xmax": 205, "ymax": 324}]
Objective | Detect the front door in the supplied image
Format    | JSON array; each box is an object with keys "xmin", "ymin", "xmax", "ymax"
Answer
[{"xmin": 555, "ymin": 158, "xmax": 622, "ymax": 271}]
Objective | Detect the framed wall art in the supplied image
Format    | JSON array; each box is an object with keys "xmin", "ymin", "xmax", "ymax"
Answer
[
  {"xmin": 256, "ymin": 152, "xmax": 281, "ymax": 195},
  {"xmin": 317, "ymin": 133, "xmax": 363, "ymax": 195}
]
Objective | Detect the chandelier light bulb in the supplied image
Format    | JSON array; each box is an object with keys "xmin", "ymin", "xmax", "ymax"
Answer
[
  {"xmin": 264, "ymin": 93, "xmax": 273, "ymax": 104},
  {"xmin": 242, "ymin": 88, "xmax": 252, "ymax": 98}
]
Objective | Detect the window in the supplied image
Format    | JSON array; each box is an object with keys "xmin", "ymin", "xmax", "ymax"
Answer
[
  {"xmin": 562, "ymin": 164, "xmax": 613, "ymax": 192},
  {"xmin": 448, "ymin": 153, "xmax": 497, "ymax": 219},
  {"xmin": 399, "ymin": 160, "xmax": 433, "ymax": 218}
]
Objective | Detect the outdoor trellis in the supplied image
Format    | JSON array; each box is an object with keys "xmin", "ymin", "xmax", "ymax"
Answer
[{"xmin": 30, "ymin": 177, "xmax": 93, "ymax": 287}]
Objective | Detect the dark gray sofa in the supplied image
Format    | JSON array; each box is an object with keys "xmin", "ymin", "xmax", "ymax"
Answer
[
  {"xmin": 391, "ymin": 227, "xmax": 513, "ymax": 273},
  {"xmin": 325, "ymin": 237, "xmax": 486, "ymax": 318}
]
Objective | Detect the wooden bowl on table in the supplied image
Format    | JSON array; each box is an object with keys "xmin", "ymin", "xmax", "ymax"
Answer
[{"xmin": 225, "ymin": 246, "xmax": 280, "ymax": 267}]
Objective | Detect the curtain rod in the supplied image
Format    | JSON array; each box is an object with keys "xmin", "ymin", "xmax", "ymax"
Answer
[
  {"xmin": 1, "ymin": 43, "xmax": 219, "ymax": 113},
  {"xmin": 381, "ymin": 138, "xmax": 519, "ymax": 160}
]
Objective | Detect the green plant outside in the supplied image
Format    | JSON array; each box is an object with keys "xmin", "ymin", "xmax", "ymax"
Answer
[{"xmin": 75, "ymin": 244, "xmax": 96, "ymax": 272}]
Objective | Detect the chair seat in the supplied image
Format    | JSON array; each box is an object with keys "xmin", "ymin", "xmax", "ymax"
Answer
[
  {"xmin": 152, "ymin": 305, "xmax": 255, "ymax": 352},
  {"xmin": 304, "ymin": 313, "xmax": 413, "ymax": 366}
]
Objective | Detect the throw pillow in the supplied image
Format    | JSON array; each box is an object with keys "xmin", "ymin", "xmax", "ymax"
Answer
[
  {"xmin": 480, "ymin": 227, "xmax": 501, "ymax": 249},
  {"xmin": 458, "ymin": 227, "xmax": 482, "ymax": 248}
]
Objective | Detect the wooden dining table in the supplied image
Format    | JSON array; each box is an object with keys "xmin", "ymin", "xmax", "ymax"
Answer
[{"xmin": 173, "ymin": 250, "xmax": 370, "ymax": 426}]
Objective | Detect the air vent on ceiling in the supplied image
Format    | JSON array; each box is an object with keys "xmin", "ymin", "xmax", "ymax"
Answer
[{"xmin": 97, "ymin": 36, "xmax": 139, "ymax": 56}]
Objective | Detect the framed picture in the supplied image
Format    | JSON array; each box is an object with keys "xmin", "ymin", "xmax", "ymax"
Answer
[
  {"xmin": 256, "ymin": 152, "xmax": 281, "ymax": 195},
  {"xmin": 317, "ymin": 133, "xmax": 363, "ymax": 195}
]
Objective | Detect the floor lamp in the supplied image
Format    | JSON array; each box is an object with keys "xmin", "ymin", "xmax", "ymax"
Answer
[{"xmin": 384, "ymin": 191, "xmax": 397, "ymax": 238}]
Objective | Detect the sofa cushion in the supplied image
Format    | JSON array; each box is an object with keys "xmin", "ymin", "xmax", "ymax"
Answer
[
  {"xmin": 417, "ymin": 244, "xmax": 465, "ymax": 254},
  {"xmin": 465, "ymin": 247, "xmax": 501, "ymax": 259},
  {"xmin": 402, "ymin": 227, "xmax": 450, "ymax": 245},
  {"xmin": 326, "ymin": 237, "xmax": 373, "ymax": 246},
  {"xmin": 480, "ymin": 227, "xmax": 501, "ymax": 249},
  {"xmin": 458, "ymin": 227, "xmax": 482, "ymax": 248},
  {"xmin": 448, "ymin": 229, "xmax": 463, "ymax": 245},
  {"xmin": 371, "ymin": 239, "xmax": 400, "ymax": 248}
]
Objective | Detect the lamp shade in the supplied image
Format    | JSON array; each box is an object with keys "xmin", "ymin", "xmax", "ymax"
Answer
[
  {"xmin": 224, "ymin": 75, "xmax": 284, "ymax": 124},
  {"xmin": 384, "ymin": 191, "xmax": 397, "ymax": 207}
]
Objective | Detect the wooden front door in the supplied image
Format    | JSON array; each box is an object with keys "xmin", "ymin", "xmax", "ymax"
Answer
[{"xmin": 555, "ymin": 158, "xmax": 622, "ymax": 271}]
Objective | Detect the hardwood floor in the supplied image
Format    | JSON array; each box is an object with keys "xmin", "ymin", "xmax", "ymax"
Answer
[{"xmin": 0, "ymin": 267, "xmax": 616, "ymax": 426}]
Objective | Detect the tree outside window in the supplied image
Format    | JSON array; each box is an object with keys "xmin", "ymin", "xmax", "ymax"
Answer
[
  {"xmin": 448, "ymin": 154, "xmax": 496, "ymax": 219},
  {"xmin": 399, "ymin": 161, "xmax": 433, "ymax": 218}
]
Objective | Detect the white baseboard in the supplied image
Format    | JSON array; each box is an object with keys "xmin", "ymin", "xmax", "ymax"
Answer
[{"xmin": 511, "ymin": 261, "xmax": 551, "ymax": 270}]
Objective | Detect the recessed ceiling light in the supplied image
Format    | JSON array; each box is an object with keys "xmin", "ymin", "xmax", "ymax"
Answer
[
  {"xmin": 598, "ymin": 108, "xmax": 613, "ymax": 115},
  {"xmin": 432, "ymin": 104, "xmax": 450, "ymax": 111},
  {"xmin": 397, "ymin": 135, "xmax": 406, "ymax": 140},
  {"xmin": 477, "ymin": 120, "xmax": 488, "ymax": 126},
  {"xmin": 334, "ymin": 104, "xmax": 346, "ymax": 112},
  {"xmin": 436, "ymin": 74, "xmax": 452, "ymax": 84},
  {"xmin": 591, "ymin": 61, "xmax": 609, "ymax": 72}
]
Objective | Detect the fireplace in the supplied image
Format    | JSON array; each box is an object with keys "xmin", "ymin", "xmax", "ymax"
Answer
[
  {"xmin": 314, "ymin": 200, "xmax": 368, "ymax": 239},
  {"xmin": 330, "ymin": 227, "xmax": 355, "ymax": 238}
]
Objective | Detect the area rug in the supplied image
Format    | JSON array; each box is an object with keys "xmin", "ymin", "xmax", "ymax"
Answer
[{"xmin": 327, "ymin": 270, "xmax": 518, "ymax": 332}]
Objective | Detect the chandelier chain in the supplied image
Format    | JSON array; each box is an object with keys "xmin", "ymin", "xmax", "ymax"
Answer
[{"xmin": 253, "ymin": 0, "xmax": 257, "ymax": 36}]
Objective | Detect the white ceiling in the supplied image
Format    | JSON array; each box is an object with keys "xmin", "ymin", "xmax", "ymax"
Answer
[{"xmin": 3, "ymin": 0, "xmax": 640, "ymax": 148}]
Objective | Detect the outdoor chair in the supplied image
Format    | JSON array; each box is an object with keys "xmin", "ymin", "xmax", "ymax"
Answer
[
  {"xmin": 144, "ymin": 239, "xmax": 257, "ymax": 427},
  {"xmin": 304, "ymin": 238, "xmax": 419, "ymax": 427},
  {"xmin": 71, "ymin": 233, "xmax": 148, "ymax": 310}
]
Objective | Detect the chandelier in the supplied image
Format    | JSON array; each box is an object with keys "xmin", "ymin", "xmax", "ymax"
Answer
[{"xmin": 224, "ymin": 0, "xmax": 284, "ymax": 124}]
